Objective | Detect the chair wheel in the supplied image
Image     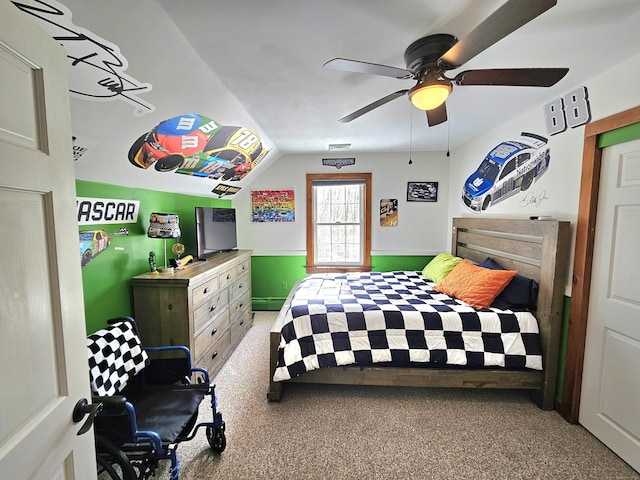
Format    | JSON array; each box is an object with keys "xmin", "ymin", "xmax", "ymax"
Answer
[
  {"xmin": 206, "ymin": 425, "xmax": 227, "ymax": 453},
  {"xmin": 95, "ymin": 434, "xmax": 137, "ymax": 480}
]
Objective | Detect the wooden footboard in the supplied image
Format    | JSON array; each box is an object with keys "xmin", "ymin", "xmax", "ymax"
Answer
[{"xmin": 267, "ymin": 217, "xmax": 570, "ymax": 410}]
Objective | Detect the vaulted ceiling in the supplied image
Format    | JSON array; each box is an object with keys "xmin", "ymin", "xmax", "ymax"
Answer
[{"xmin": 16, "ymin": 0, "xmax": 640, "ymax": 197}]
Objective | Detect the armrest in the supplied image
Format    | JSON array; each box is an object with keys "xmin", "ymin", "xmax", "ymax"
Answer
[{"xmin": 92, "ymin": 395, "xmax": 127, "ymax": 411}]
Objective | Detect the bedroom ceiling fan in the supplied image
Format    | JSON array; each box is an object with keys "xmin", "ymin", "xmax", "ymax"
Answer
[{"xmin": 324, "ymin": 0, "xmax": 569, "ymax": 127}]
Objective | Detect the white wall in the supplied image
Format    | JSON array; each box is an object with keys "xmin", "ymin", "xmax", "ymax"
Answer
[
  {"xmin": 449, "ymin": 53, "xmax": 640, "ymax": 220},
  {"xmin": 234, "ymin": 151, "xmax": 451, "ymax": 256},
  {"xmin": 234, "ymin": 52, "xmax": 640, "ymax": 264},
  {"xmin": 447, "ymin": 53, "xmax": 640, "ymax": 292}
]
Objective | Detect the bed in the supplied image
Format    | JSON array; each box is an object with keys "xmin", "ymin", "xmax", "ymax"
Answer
[{"xmin": 267, "ymin": 217, "xmax": 570, "ymax": 410}]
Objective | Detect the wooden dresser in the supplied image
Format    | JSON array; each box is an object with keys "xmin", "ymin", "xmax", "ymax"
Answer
[{"xmin": 131, "ymin": 249, "xmax": 252, "ymax": 379}]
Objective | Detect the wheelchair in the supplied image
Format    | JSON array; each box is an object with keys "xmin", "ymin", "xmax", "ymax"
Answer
[{"xmin": 86, "ymin": 317, "xmax": 226, "ymax": 479}]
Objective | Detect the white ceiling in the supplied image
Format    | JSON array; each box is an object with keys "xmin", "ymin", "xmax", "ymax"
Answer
[
  {"xmin": 22, "ymin": 0, "xmax": 640, "ymax": 197},
  {"xmin": 157, "ymin": 0, "xmax": 640, "ymax": 153}
]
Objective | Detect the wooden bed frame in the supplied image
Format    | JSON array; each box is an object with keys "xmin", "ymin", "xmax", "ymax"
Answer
[{"xmin": 268, "ymin": 217, "xmax": 571, "ymax": 410}]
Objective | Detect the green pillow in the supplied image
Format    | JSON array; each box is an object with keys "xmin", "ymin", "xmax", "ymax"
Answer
[{"xmin": 422, "ymin": 253, "xmax": 463, "ymax": 283}]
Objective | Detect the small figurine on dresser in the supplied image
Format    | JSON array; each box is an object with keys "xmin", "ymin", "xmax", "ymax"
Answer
[{"xmin": 148, "ymin": 251, "xmax": 159, "ymax": 274}]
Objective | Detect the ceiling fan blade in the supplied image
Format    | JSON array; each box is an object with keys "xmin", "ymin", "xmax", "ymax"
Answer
[
  {"xmin": 438, "ymin": 0, "xmax": 557, "ymax": 70},
  {"xmin": 454, "ymin": 68, "xmax": 568, "ymax": 87},
  {"xmin": 426, "ymin": 102, "xmax": 448, "ymax": 127},
  {"xmin": 338, "ymin": 90, "xmax": 409, "ymax": 123},
  {"xmin": 324, "ymin": 58, "xmax": 414, "ymax": 79}
]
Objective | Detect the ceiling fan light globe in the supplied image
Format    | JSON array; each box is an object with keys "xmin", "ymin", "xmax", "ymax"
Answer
[{"xmin": 409, "ymin": 83, "xmax": 451, "ymax": 110}]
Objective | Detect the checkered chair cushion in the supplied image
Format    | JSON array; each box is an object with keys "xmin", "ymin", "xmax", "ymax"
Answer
[{"xmin": 87, "ymin": 321, "xmax": 149, "ymax": 396}]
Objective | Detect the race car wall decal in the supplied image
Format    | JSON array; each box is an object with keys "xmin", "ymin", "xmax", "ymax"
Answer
[
  {"xmin": 129, "ymin": 113, "xmax": 269, "ymax": 182},
  {"xmin": 461, "ymin": 132, "xmax": 550, "ymax": 213},
  {"xmin": 79, "ymin": 229, "xmax": 111, "ymax": 267}
]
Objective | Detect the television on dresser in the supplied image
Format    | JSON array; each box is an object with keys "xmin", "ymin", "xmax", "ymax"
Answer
[{"xmin": 195, "ymin": 207, "xmax": 238, "ymax": 260}]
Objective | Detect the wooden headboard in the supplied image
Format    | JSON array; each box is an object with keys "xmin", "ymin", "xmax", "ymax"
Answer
[{"xmin": 452, "ymin": 217, "xmax": 571, "ymax": 407}]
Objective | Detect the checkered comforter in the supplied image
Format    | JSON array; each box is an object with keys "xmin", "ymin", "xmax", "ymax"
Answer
[{"xmin": 273, "ymin": 271, "xmax": 542, "ymax": 382}]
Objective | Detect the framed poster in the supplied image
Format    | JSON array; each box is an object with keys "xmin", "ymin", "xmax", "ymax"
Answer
[
  {"xmin": 407, "ymin": 181, "xmax": 438, "ymax": 202},
  {"xmin": 380, "ymin": 199, "xmax": 398, "ymax": 227},
  {"xmin": 251, "ymin": 189, "xmax": 295, "ymax": 222}
]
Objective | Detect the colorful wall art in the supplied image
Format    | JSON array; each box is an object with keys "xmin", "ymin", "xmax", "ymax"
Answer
[
  {"xmin": 251, "ymin": 189, "xmax": 295, "ymax": 222},
  {"xmin": 129, "ymin": 113, "xmax": 269, "ymax": 183},
  {"xmin": 461, "ymin": 132, "xmax": 550, "ymax": 213},
  {"xmin": 380, "ymin": 199, "xmax": 398, "ymax": 227}
]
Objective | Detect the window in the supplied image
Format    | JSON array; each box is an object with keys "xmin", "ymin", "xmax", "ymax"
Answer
[
  {"xmin": 306, "ymin": 173, "xmax": 371, "ymax": 273},
  {"xmin": 499, "ymin": 159, "xmax": 516, "ymax": 180}
]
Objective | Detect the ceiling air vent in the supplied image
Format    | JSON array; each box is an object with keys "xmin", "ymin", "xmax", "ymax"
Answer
[{"xmin": 328, "ymin": 143, "xmax": 351, "ymax": 152}]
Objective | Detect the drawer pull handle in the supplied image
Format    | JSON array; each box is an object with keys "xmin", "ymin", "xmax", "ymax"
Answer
[
  {"xmin": 211, "ymin": 351, "xmax": 218, "ymax": 360},
  {"xmin": 239, "ymin": 320, "xmax": 244, "ymax": 326},
  {"xmin": 211, "ymin": 328, "xmax": 217, "ymax": 336},
  {"xmin": 239, "ymin": 301, "xmax": 244, "ymax": 308},
  {"xmin": 210, "ymin": 304, "xmax": 217, "ymax": 312},
  {"xmin": 226, "ymin": 274, "xmax": 232, "ymax": 280},
  {"xmin": 242, "ymin": 264, "xmax": 247, "ymax": 270},
  {"xmin": 203, "ymin": 287, "xmax": 211, "ymax": 294},
  {"xmin": 238, "ymin": 283, "xmax": 244, "ymax": 289}
]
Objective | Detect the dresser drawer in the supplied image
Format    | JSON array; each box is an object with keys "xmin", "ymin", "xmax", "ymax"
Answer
[
  {"xmin": 191, "ymin": 275, "xmax": 220, "ymax": 307},
  {"xmin": 198, "ymin": 329, "xmax": 231, "ymax": 376},
  {"xmin": 236, "ymin": 258, "xmax": 250, "ymax": 277},
  {"xmin": 230, "ymin": 308, "xmax": 252, "ymax": 345},
  {"xmin": 229, "ymin": 272, "xmax": 250, "ymax": 302},
  {"xmin": 230, "ymin": 288, "xmax": 251, "ymax": 322},
  {"xmin": 193, "ymin": 290, "xmax": 228, "ymax": 335},
  {"xmin": 219, "ymin": 267, "xmax": 236, "ymax": 289},
  {"xmin": 194, "ymin": 310, "xmax": 230, "ymax": 360}
]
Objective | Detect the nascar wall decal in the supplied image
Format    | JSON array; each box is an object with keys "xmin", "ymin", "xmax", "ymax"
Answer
[
  {"xmin": 543, "ymin": 86, "xmax": 591, "ymax": 136},
  {"xmin": 77, "ymin": 197, "xmax": 140, "ymax": 225},
  {"xmin": 129, "ymin": 113, "xmax": 269, "ymax": 183},
  {"xmin": 461, "ymin": 132, "xmax": 550, "ymax": 213}
]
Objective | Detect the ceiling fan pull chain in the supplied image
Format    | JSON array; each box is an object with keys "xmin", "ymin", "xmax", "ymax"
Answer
[{"xmin": 408, "ymin": 106, "xmax": 413, "ymax": 165}]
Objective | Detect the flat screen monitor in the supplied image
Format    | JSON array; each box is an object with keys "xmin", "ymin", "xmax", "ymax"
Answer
[{"xmin": 195, "ymin": 207, "xmax": 237, "ymax": 259}]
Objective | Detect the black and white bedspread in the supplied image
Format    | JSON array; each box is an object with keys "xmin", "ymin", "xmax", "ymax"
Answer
[{"xmin": 273, "ymin": 271, "xmax": 542, "ymax": 382}]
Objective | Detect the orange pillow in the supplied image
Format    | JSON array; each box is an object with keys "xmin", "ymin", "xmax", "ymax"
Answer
[{"xmin": 435, "ymin": 260, "xmax": 517, "ymax": 309}]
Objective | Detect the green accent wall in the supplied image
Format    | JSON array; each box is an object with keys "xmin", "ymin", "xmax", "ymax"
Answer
[
  {"xmin": 76, "ymin": 180, "xmax": 229, "ymax": 334},
  {"xmin": 77, "ymin": 179, "xmax": 433, "ymax": 331}
]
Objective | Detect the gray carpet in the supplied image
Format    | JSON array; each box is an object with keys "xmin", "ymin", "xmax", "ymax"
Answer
[{"xmin": 158, "ymin": 311, "xmax": 639, "ymax": 480}]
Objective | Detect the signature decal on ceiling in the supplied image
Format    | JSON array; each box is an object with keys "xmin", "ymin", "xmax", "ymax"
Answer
[{"xmin": 13, "ymin": 0, "xmax": 154, "ymax": 116}]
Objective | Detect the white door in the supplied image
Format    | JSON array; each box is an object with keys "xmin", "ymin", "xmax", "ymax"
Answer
[
  {"xmin": 580, "ymin": 138, "xmax": 640, "ymax": 472},
  {"xmin": 0, "ymin": 1, "xmax": 96, "ymax": 478}
]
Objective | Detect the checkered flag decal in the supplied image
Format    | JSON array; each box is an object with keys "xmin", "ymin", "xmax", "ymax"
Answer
[
  {"xmin": 274, "ymin": 272, "xmax": 542, "ymax": 382},
  {"xmin": 87, "ymin": 321, "xmax": 149, "ymax": 396}
]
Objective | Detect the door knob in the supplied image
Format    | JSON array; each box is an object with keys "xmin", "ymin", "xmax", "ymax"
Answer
[{"xmin": 72, "ymin": 398, "xmax": 103, "ymax": 435}]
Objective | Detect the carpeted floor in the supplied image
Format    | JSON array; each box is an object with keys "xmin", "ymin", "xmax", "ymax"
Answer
[{"xmin": 157, "ymin": 311, "xmax": 639, "ymax": 480}]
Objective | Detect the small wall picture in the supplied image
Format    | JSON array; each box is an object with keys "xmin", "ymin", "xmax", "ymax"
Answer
[
  {"xmin": 380, "ymin": 199, "xmax": 398, "ymax": 227},
  {"xmin": 407, "ymin": 181, "xmax": 438, "ymax": 202}
]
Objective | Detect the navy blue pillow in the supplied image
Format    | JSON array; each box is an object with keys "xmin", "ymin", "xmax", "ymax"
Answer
[{"xmin": 479, "ymin": 257, "xmax": 539, "ymax": 309}]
